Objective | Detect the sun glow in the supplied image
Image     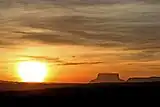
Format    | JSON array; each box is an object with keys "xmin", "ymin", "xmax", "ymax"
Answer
[{"xmin": 17, "ymin": 61, "xmax": 48, "ymax": 82}]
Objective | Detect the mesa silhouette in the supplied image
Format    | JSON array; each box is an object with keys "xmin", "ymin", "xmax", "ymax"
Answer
[
  {"xmin": 90, "ymin": 73, "xmax": 124, "ymax": 83},
  {"xmin": 90, "ymin": 73, "xmax": 160, "ymax": 83}
]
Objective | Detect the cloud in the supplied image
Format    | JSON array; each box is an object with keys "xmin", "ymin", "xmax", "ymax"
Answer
[
  {"xmin": 120, "ymin": 51, "xmax": 160, "ymax": 61},
  {"xmin": 16, "ymin": 31, "xmax": 124, "ymax": 48},
  {"xmin": 18, "ymin": 55, "xmax": 103, "ymax": 66},
  {"xmin": 16, "ymin": 8, "xmax": 160, "ymax": 48},
  {"xmin": 0, "ymin": 40, "xmax": 14, "ymax": 48},
  {"xmin": 19, "ymin": 32, "xmax": 83, "ymax": 46},
  {"xmin": 18, "ymin": 55, "xmax": 63, "ymax": 63},
  {"xmin": 16, "ymin": 14, "xmax": 160, "ymax": 61},
  {"xmin": 58, "ymin": 61, "xmax": 104, "ymax": 66},
  {"xmin": 0, "ymin": 40, "xmax": 9, "ymax": 45},
  {"xmin": 0, "ymin": 1, "xmax": 160, "ymax": 62}
]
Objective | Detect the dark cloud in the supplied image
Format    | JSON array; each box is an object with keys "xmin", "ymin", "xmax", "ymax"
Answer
[
  {"xmin": 18, "ymin": 55, "xmax": 63, "ymax": 63},
  {"xmin": 10, "ymin": 0, "xmax": 160, "ymax": 5},
  {"xmin": 0, "ymin": 40, "xmax": 11, "ymax": 45},
  {"xmin": 58, "ymin": 61, "xmax": 104, "ymax": 66},
  {"xmin": 17, "ymin": 14, "xmax": 160, "ymax": 48},
  {"xmin": 17, "ymin": 31, "xmax": 123, "ymax": 47},
  {"xmin": 14, "ymin": 12, "xmax": 160, "ymax": 61},
  {"xmin": 17, "ymin": 55, "xmax": 103, "ymax": 66},
  {"xmin": 121, "ymin": 51, "xmax": 160, "ymax": 61},
  {"xmin": 0, "ymin": 40, "xmax": 7, "ymax": 46},
  {"xmin": 0, "ymin": 40, "xmax": 14, "ymax": 48},
  {"xmin": 20, "ymin": 33, "xmax": 83, "ymax": 46}
]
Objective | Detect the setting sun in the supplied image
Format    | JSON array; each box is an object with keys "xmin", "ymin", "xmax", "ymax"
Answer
[{"xmin": 17, "ymin": 61, "xmax": 47, "ymax": 82}]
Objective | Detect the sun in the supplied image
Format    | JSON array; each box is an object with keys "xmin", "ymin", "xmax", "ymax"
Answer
[{"xmin": 17, "ymin": 61, "xmax": 47, "ymax": 82}]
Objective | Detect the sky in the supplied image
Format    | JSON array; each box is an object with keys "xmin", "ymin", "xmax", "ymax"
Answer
[{"xmin": 0, "ymin": 0, "xmax": 160, "ymax": 82}]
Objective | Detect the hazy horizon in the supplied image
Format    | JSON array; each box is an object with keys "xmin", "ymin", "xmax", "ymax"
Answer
[{"xmin": 0, "ymin": 0, "xmax": 160, "ymax": 83}]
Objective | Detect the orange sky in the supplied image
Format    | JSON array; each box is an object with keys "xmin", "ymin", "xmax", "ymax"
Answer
[{"xmin": 1, "ymin": 43, "xmax": 160, "ymax": 82}]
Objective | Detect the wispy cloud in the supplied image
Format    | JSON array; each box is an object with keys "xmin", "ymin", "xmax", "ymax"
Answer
[
  {"xmin": 0, "ymin": 40, "xmax": 15, "ymax": 48},
  {"xmin": 58, "ymin": 61, "xmax": 104, "ymax": 66},
  {"xmin": 17, "ymin": 55, "xmax": 63, "ymax": 63},
  {"xmin": 17, "ymin": 55, "xmax": 104, "ymax": 66}
]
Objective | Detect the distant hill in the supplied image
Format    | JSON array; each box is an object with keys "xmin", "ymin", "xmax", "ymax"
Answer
[
  {"xmin": 90, "ymin": 73, "xmax": 124, "ymax": 83},
  {"xmin": 127, "ymin": 77, "xmax": 160, "ymax": 82},
  {"xmin": 0, "ymin": 80, "xmax": 16, "ymax": 83},
  {"xmin": 0, "ymin": 80, "xmax": 79, "ymax": 91}
]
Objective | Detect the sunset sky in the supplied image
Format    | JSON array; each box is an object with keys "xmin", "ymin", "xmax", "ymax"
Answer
[{"xmin": 0, "ymin": 0, "xmax": 160, "ymax": 83}]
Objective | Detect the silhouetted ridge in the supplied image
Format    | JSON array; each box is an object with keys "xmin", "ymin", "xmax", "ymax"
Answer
[
  {"xmin": 127, "ymin": 77, "xmax": 160, "ymax": 82},
  {"xmin": 90, "ymin": 73, "xmax": 124, "ymax": 83}
]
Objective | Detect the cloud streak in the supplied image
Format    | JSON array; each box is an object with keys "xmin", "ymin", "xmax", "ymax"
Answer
[
  {"xmin": 17, "ymin": 55, "xmax": 63, "ymax": 63},
  {"xmin": 18, "ymin": 55, "xmax": 103, "ymax": 66},
  {"xmin": 58, "ymin": 61, "xmax": 104, "ymax": 66}
]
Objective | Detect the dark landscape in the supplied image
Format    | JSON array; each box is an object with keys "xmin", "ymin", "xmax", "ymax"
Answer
[{"xmin": 1, "ymin": 73, "xmax": 160, "ymax": 105}]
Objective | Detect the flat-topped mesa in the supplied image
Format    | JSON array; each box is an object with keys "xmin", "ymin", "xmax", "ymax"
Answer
[{"xmin": 90, "ymin": 73, "xmax": 124, "ymax": 83}]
